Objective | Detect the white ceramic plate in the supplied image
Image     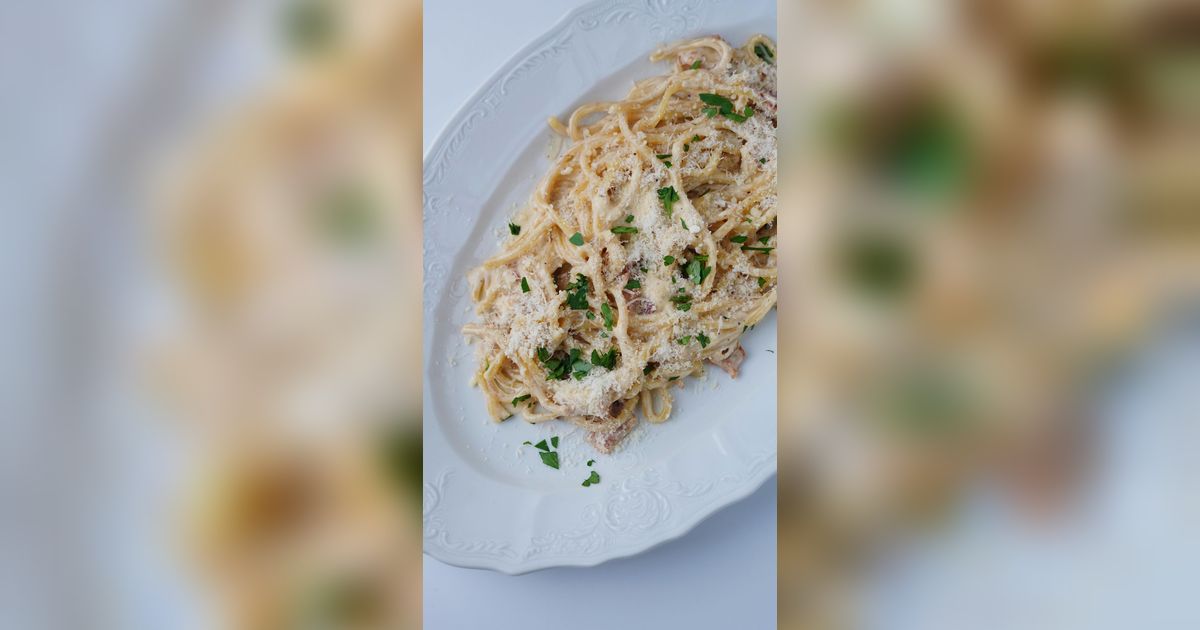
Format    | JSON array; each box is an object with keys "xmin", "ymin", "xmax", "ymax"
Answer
[{"xmin": 422, "ymin": 0, "xmax": 778, "ymax": 574}]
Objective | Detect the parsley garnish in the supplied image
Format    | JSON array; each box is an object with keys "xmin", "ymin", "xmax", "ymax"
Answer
[
  {"xmin": 612, "ymin": 226, "xmax": 638, "ymax": 234},
  {"xmin": 683, "ymin": 143, "xmax": 690, "ymax": 152},
  {"xmin": 509, "ymin": 222, "xmax": 521, "ymax": 235},
  {"xmin": 686, "ymin": 257, "xmax": 712, "ymax": 285},
  {"xmin": 625, "ymin": 214, "xmax": 634, "ymax": 223},
  {"xmin": 537, "ymin": 347, "xmax": 571, "ymax": 380},
  {"xmin": 566, "ymin": 274, "xmax": 589, "ymax": 310},
  {"xmin": 758, "ymin": 276, "xmax": 767, "ymax": 287},
  {"xmin": 512, "ymin": 394, "xmax": 532, "ymax": 406},
  {"xmin": 520, "ymin": 277, "xmax": 530, "ymax": 293},
  {"xmin": 624, "ymin": 278, "xmax": 641, "ymax": 290},
  {"xmin": 587, "ymin": 459, "xmax": 595, "ymax": 467},
  {"xmin": 697, "ymin": 332, "xmax": 710, "ymax": 348},
  {"xmin": 656, "ymin": 153, "xmax": 671, "ymax": 160},
  {"xmin": 540, "ymin": 451, "xmax": 560, "ymax": 469},
  {"xmin": 533, "ymin": 439, "xmax": 550, "ymax": 452},
  {"xmin": 523, "ymin": 441, "xmax": 532, "ymax": 446},
  {"xmin": 759, "ymin": 236, "xmax": 771, "ymax": 244},
  {"xmin": 657, "ymin": 186, "xmax": 680, "ymax": 217},
  {"xmin": 591, "ymin": 348, "xmax": 617, "ymax": 369},
  {"xmin": 730, "ymin": 234, "xmax": 749, "ymax": 243},
  {"xmin": 692, "ymin": 134, "xmax": 701, "ymax": 142},
  {"xmin": 551, "ymin": 436, "xmax": 559, "ymax": 448},
  {"xmin": 678, "ymin": 336, "xmax": 692, "ymax": 345},
  {"xmin": 600, "ymin": 303, "xmax": 615, "ymax": 331},
  {"xmin": 758, "ymin": 158, "xmax": 767, "ymax": 164},
  {"xmin": 741, "ymin": 246, "xmax": 774, "ymax": 253},
  {"xmin": 569, "ymin": 232, "xmax": 584, "ymax": 246},
  {"xmin": 671, "ymin": 293, "xmax": 693, "ymax": 311},
  {"xmin": 681, "ymin": 218, "xmax": 688, "ymax": 230},
  {"xmin": 663, "ymin": 255, "xmax": 675, "ymax": 265},
  {"xmin": 698, "ymin": 93, "xmax": 754, "ymax": 122},
  {"xmin": 570, "ymin": 348, "xmax": 591, "ymax": 380},
  {"xmin": 581, "ymin": 470, "xmax": 601, "ymax": 486},
  {"xmin": 754, "ymin": 42, "xmax": 775, "ymax": 64},
  {"xmin": 691, "ymin": 60, "xmax": 702, "ymax": 70},
  {"xmin": 586, "ymin": 311, "xmax": 596, "ymax": 320}
]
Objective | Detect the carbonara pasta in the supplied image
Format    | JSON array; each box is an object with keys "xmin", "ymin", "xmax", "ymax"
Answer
[{"xmin": 464, "ymin": 35, "xmax": 777, "ymax": 453}]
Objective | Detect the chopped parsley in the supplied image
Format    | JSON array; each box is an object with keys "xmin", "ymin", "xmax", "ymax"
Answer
[
  {"xmin": 741, "ymin": 246, "xmax": 774, "ymax": 253},
  {"xmin": 600, "ymin": 303, "xmax": 615, "ymax": 331},
  {"xmin": 611, "ymin": 226, "xmax": 639, "ymax": 234},
  {"xmin": 551, "ymin": 436, "xmax": 559, "ymax": 448},
  {"xmin": 692, "ymin": 134, "xmax": 701, "ymax": 142},
  {"xmin": 591, "ymin": 347, "xmax": 617, "ymax": 369},
  {"xmin": 684, "ymin": 143, "xmax": 690, "ymax": 152},
  {"xmin": 539, "ymin": 451, "xmax": 560, "ymax": 469},
  {"xmin": 520, "ymin": 277, "xmax": 530, "ymax": 293},
  {"xmin": 533, "ymin": 439, "xmax": 550, "ymax": 452},
  {"xmin": 730, "ymin": 234, "xmax": 749, "ymax": 243},
  {"xmin": 656, "ymin": 153, "xmax": 673, "ymax": 168},
  {"xmin": 691, "ymin": 59, "xmax": 702, "ymax": 70},
  {"xmin": 537, "ymin": 345, "xmax": 568, "ymax": 381},
  {"xmin": 581, "ymin": 470, "xmax": 601, "ymax": 487},
  {"xmin": 512, "ymin": 394, "xmax": 532, "ymax": 406},
  {"xmin": 698, "ymin": 93, "xmax": 755, "ymax": 122},
  {"xmin": 569, "ymin": 231, "xmax": 585, "ymax": 246},
  {"xmin": 566, "ymin": 274, "xmax": 589, "ymax": 310},
  {"xmin": 759, "ymin": 236, "xmax": 771, "ymax": 244},
  {"xmin": 671, "ymin": 293, "xmax": 693, "ymax": 311},
  {"xmin": 697, "ymin": 332, "xmax": 710, "ymax": 348},
  {"xmin": 758, "ymin": 276, "xmax": 767, "ymax": 287},
  {"xmin": 754, "ymin": 42, "xmax": 775, "ymax": 64},
  {"xmin": 681, "ymin": 218, "xmax": 688, "ymax": 230},
  {"xmin": 759, "ymin": 158, "xmax": 767, "ymax": 164},
  {"xmin": 624, "ymin": 278, "xmax": 641, "ymax": 290},
  {"xmin": 677, "ymin": 336, "xmax": 692, "ymax": 345},
  {"xmin": 586, "ymin": 311, "xmax": 596, "ymax": 320},
  {"xmin": 570, "ymin": 348, "xmax": 592, "ymax": 380},
  {"xmin": 508, "ymin": 222, "xmax": 521, "ymax": 235},
  {"xmin": 663, "ymin": 255, "xmax": 676, "ymax": 265},
  {"xmin": 587, "ymin": 459, "xmax": 595, "ymax": 467},
  {"xmin": 686, "ymin": 257, "xmax": 712, "ymax": 285},
  {"xmin": 625, "ymin": 214, "xmax": 635, "ymax": 223},
  {"xmin": 657, "ymin": 186, "xmax": 680, "ymax": 217}
]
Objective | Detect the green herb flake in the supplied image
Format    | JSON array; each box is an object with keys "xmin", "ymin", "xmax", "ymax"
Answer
[
  {"xmin": 671, "ymin": 293, "xmax": 693, "ymax": 311},
  {"xmin": 566, "ymin": 274, "xmax": 590, "ymax": 310},
  {"xmin": 612, "ymin": 226, "xmax": 639, "ymax": 234},
  {"xmin": 587, "ymin": 459, "xmax": 595, "ymax": 467},
  {"xmin": 569, "ymin": 232, "xmax": 585, "ymax": 246},
  {"xmin": 681, "ymin": 218, "xmax": 688, "ymax": 230},
  {"xmin": 533, "ymin": 439, "xmax": 550, "ymax": 452},
  {"xmin": 539, "ymin": 451, "xmax": 560, "ymax": 469},
  {"xmin": 624, "ymin": 278, "xmax": 641, "ymax": 290},
  {"xmin": 697, "ymin": 332, "xmax": 710, "ymax": 348},
  {"xmin": 625, "ymin": 214, "xmax": 635, "ymax": 223},
  {"xmin": 758, "ymin": 276, "xmax": 767, "ymax": 287},
  {"xmin": 523, "ymin": 441, "xmax": 532, "ymax": 446},
  {"xmin": 551, "ymin": 436, "xmax": 559, "ymax": 448},
  {"xmin": 520, "ymin": 277, "xmax": 530, "ymax": 293},
  {"xmin": 581, "ymin": 470, "xmax": 601, "ymax": 486},
  {"xmin": 678, "ymin": 336, "xmax": 692, "ymax": 345},
  {"xmin": 508, "ymin": 222, "xmax": 521, "ymax": 235},
  {"xmin": 759, "ymin": 236, "xmax": 771, "ymax": 244},
  {"xmin": 591, "ymin": 348, "xmax": 617, "ymax": 369},
  {"xmin": 741, "ymin": 246, "xmax": 774, "ymax": 253},
  {"xmin": 730, "ymin": 234, "xmax": 749, "ymax": 243},
  {"xmin": 600, "ymin": 303, "xmax": 615, "ymax": 331},
  {"xmin": 754, "ymin": 42, "xmax": 775, "ymax": 64},
  {"xmin": 657, "ymin": 186, "xmax": 680, "ymax": 217},
  {"xmin": 663, "ymin": 255, "xmax": 675, "ymax": 265},
  {"xmin": 691, "ymin": 60, "xmax": 702, "ymax": 70},
  {"xmin": 512, "ymin": 394, "xmax": 532, "ymax": 406},
  {"xmin": 586, "ymin": 311, "xmax": 596, "ymax": 320}
]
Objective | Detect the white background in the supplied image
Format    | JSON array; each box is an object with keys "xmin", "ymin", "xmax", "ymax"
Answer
[{"xmin": 423, "ymin": 1, "xmax": 778, "ymax": 628}]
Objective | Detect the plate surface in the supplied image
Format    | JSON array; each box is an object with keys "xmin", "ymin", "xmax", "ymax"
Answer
[{"xmin": 422, "ymin": 0, "xmax": 777, "ymax": 574}]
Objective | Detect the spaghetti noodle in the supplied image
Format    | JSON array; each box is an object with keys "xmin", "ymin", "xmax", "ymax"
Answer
[{"xmin": 464, "ymin": 35, "xmax": 778, "ymax": 453}]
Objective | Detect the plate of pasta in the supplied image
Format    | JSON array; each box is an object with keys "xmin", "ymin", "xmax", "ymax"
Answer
[{"xmin": 423, "ymin": 0, "xmax": 777, "ymax": 573}]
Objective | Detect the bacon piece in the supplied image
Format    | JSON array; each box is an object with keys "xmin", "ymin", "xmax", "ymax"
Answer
[
  {"xmin": 709, "ymin": 345, "xmax": 746, "ymax": 378},
  {"xmin": 587, "ymin": 415, "xmax": 638, "ymax": 454}
]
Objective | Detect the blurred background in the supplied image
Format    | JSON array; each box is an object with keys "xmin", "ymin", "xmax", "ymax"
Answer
[
  {"xmin": 777, "ymin": 0, "xmax": 1198, "ymax": 628},
  {"xmin": 2, "ymin": 0, "xmax": 422, "ymax": 628}
]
